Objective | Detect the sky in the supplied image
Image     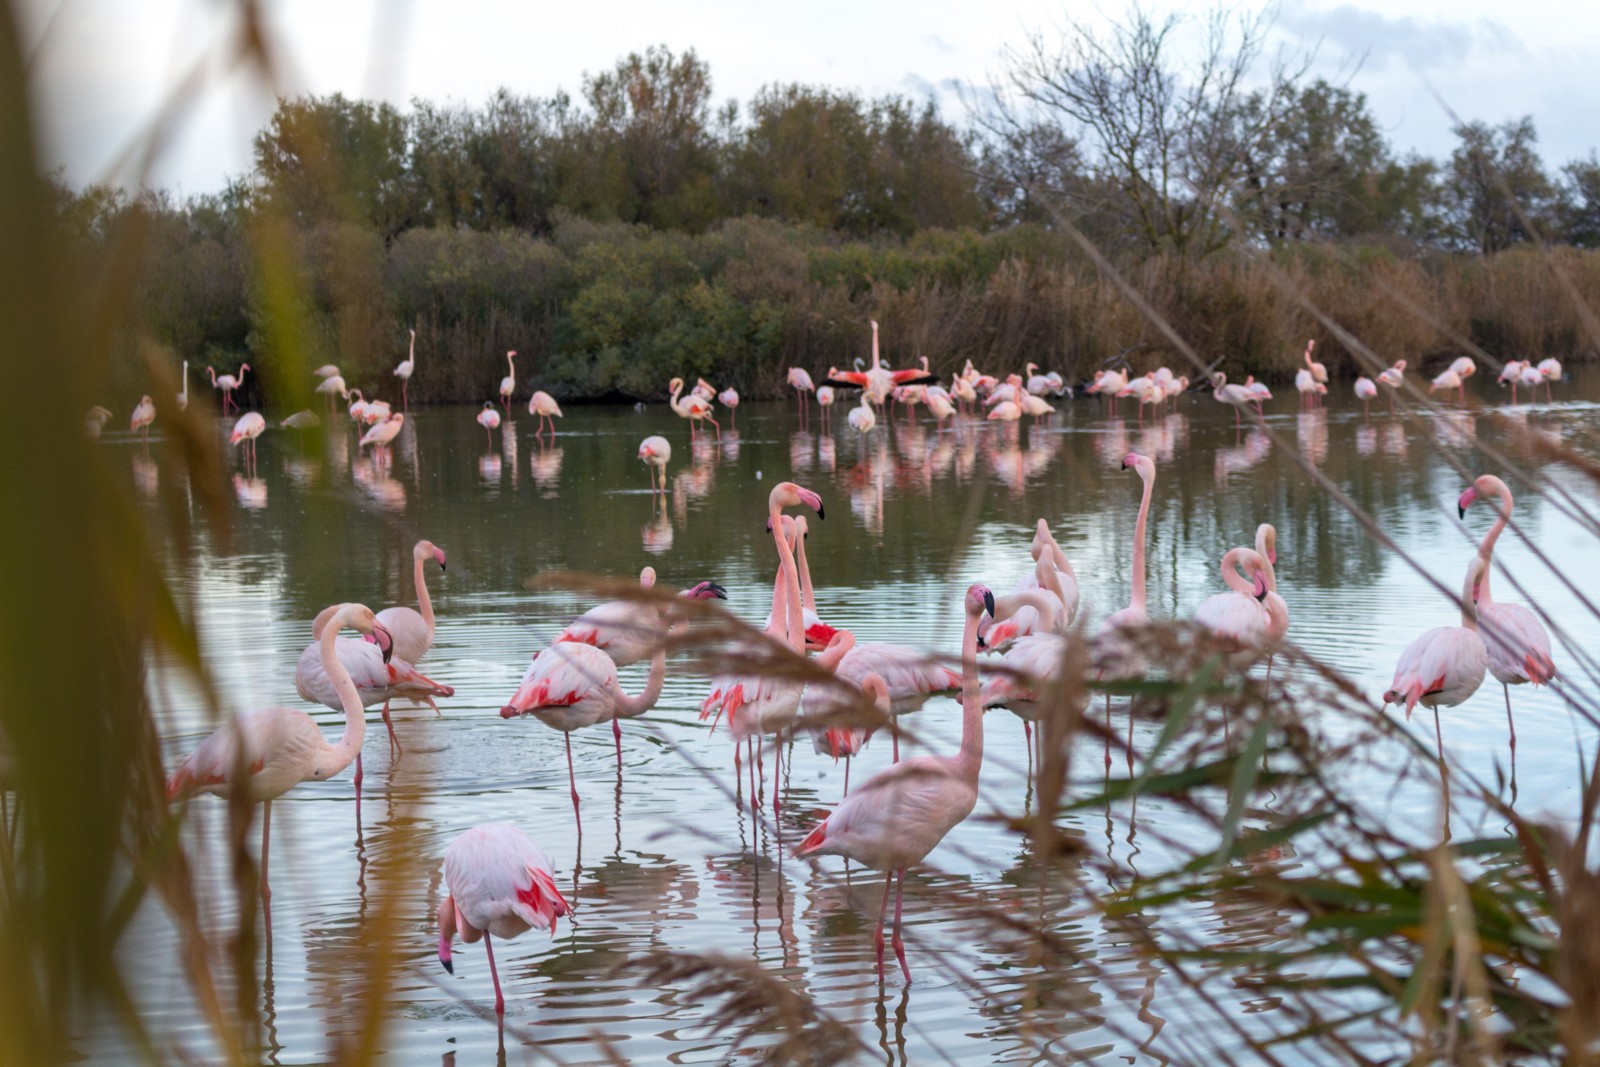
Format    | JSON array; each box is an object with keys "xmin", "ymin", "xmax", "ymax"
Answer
[{"xmin": 18, "ymin": 0, "xmax": 1600, "ymax": 196}]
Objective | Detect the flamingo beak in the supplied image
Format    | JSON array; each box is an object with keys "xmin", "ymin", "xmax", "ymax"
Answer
[
  {"xmin": 372, "ymin": 623, "xmax": 394, "ymax": 663},
  {"xmin": 1457, "ymin": 486, "xmax": 1478, "ymax": 519},
  {"xmin": 799, "ymin": 489, "xmax": 825, "ymax": 518},
  {"xmin": 1253, "ymin": 574, "xmax": 1268, "ymax": 601},
  {"xmin": 982, "ymin": 589, "xmax": 996, "ymax": 617},
  {"xmin": 435, "ymin": 549, "xmax": 447, "ymax": 571}
]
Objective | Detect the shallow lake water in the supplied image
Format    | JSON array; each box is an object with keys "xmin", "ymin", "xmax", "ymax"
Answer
[{"xmin": 104, "ymin": 367, "xmax": 1600, "ymax": 1064}]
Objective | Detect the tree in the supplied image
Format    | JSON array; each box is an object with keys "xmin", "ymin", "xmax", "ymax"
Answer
[
  {"xmin": 1557, "ymin": 153, "xmax": 1600, "ymax": 248},
  {"xmin": 253, "ymin": 94, "xmax": 412, "ymax": 237},
  {"xmin": 1443, "ymin": 117, "xmax": 1555, "ymax": 253}
]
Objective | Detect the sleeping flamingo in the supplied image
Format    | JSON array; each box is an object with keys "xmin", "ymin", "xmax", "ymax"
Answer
[
  {"xmin": 1536, "ymin": 358, "xmax": 1561, "ymax": 401},
  {"xmin": 230, "ymin": 411, "xmax": 266, "ymax": 475},
  {"xmin": 1383, "ymin": 556, "xmax": 1489, "ymax": 768},
  {"xmin": 208, "ymin": 363, "xmax": 249, "ymax": 414},
  {"xmin": 528, "ymin": 390, "xmax": 563, "ymax": 437},
  {"xmin": 1094, "ymin": 453, "xmax": 1155, "ymax": 768},
  {"xmin": 639, "ymin": 435, "xmax": 671, "ymax": 493},
  {"xmin": 1303, "ymin": 339, "xmax": 1327, "ymax": 387},
  {"xmin": 394, "ymin": 328, "xmax": 416, "ymax": 410},
  {"xmin": 795, "ymin": 582, "xmax": 995, "ymax": 984},
  {"xmin": 169, "ymin": 603, "xmax": 389, "ymax": 929},
  {"xmin": 1354, "ymin": 376, "xmax": 1378, "ymax": 418},
  {"xmin": 476, "ymin": 402, "xmax": 501, "ymax": 445},
  {"xmin": 718, "ymin": 387, "xmax": 740, "ymax": 426},
  {"xmin": 130, "ymin": 395, "xmax": 156, "ymax": 447},
  {"xmin": 1458, "ymin": 475, "xmax": 1557, "ymax": 752},
  {"xmin": 1376, "ymin": 360, "xmax": 1406, "ymax": 411},
  {"xmin": 437, "ymin": 823, "xmax": 571, "ymax": 1015}
]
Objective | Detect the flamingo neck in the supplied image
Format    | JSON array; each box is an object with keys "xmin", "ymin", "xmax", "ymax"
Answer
[
  {"xmin": 1130, "ymin": 474, "xmax": 1152, "ymax": 613},
  {"xmin": 871, "ymin": 324, "xmax": 880, "ymax": 371},
  {"xmin": 409, "ymin": 332, "xmax": 416, "ymax": 361},
  {"xmin": 998, "ymin": 588, "xmax": 1061, "ymax": 632},
  {"xmin": 795, "ymin": 528, "xmax": 817, "ymax": 613},
  {"xmin": 236, "ymin": 365, "xmax": 247, "ymax": 385},
  {"xmin": 313, "ymin": 610, "xmax": 366, "ymax": 779},
  {"xmin": 816, "ymin": 629, "xmax": 856, "ymax": 671},
  {"xmin": 413, "ymin": 551, "xmax": 435, "ymax": 639},
  {"xmin": 1219, "ymin": 548, "xmax": 1254, "ymax": 596},
  {"xmin": 769, "ymin": 503, "xmax": 804, "ymax": 652},
  {"xmin": 956, "ymin": 608, "xmax": 984, "ymax": 780},
  {"xmin": 1479, "ymin": 483, "xmax": 1513, "ymax": 563},
  {"xmin": 615, "ymin": 618, "xmax": 678, "ymax": 717},
  {"xmin": 181, "ymin": 362, "xmax": 188, "ymax": 398}
]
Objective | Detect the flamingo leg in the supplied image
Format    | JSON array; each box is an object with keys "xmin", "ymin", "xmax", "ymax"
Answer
[
  {"xmin": 891, "ymin": 723, "xmax": 900, "ymax": 764},
  {"xmin": 843, "ymin": 756, "xmax": 851, "ymax": 799},
  {"xmin": 1432, "ymin": 706, "xmax": 1447, "ymax": 779},
  {"xmin": 1127, "ymin": 700, "xmax": 1135, "ymax": 774},
  {"xmin": 382, "ymin": 701, "xmax": 400, "ymax": 757},
  {"xmin": 612, "ymin": 716, "xmax": 624, "ymax": 768},
  {"xmin": 747, "ymin": 737, "xmax": 759, "ymax": 816},
  {"xmin": 770, "ymin": 734, "xmax": 782, "ymax": 821},
  {"xmin": 874, "ymin": 869, "xmax": 893, "ymax": 981},
  {"xmin": 1104, "ymin": 693, "xmax": 1112, "ymax": 770},
  {"xmin": 260, "ymin": 799, "xmax": 273, "ymax": 941},
  {"xmin": 1024, "ymin": 721, "xmax": 1033, "ymax": 776},
  {"xmin": 565, "ymin": 733, "xmax": 581, "ymax": 830},
  {"xmin": 353, "ymin": 754, "xmax": 363, "ymax": 830},
  {"xmin": 1503, "ymin": 682, "xmax": 1516, "ymax": 754},
  {"xmin": 892, "ymin": 869, "xmax": 911, "ymax": 984},
  {"xmin": 484, "ymin": 934, "xmax": 506, "ymax": 1015}
]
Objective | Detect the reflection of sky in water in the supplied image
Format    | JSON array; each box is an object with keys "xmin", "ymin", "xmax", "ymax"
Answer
[{"xmin": 117, "ymin": 374, "xmax": 1600, "ymax": 1063}]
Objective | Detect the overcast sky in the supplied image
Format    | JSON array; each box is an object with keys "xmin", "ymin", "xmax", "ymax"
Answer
[{"xmin": 19, "ymin": 0, "xmax": 1600, "ymax": 196}]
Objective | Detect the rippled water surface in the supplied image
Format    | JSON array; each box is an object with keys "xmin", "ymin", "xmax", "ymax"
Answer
[{"xmin": 107, "ymin": 369, "xmax": 1600, "ymax": 1063}]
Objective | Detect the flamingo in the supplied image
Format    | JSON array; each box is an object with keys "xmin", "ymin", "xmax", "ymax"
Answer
[
  {"xmin": 787, "ymin": 366, "xmax": 816, "ymax": 418},
  {"xmin": 230, "ymin": 411, "xmax": 266, "ymax": 475},
  {"xmin": 280, "ymin": 410, "xmax": 319, "ymax": 429},
  {"xmin": 1536, "ymin": 358, "xmax": 1561, "ymax": 401},
  {"xmin": 313, "ymin": 363, "xmax": 341, "ymax": 379},
  {"xmin": 315, "ymin": 374, "xmax": 347, "ymax": 410},
  {"xmin": 986, "ymin": 400, "xmax": 1022, "ymax": 425},
  {"xmin": 690, "ymin": 378, "xmax": 717, "ymax": 403},
  {"xmin": 1255, "ymin": 523, "xmax": 1290, "ymax": 675},
  {"xmin": 556, "ymin": 567, "xmax": 726, "ymax": 668},
  {"xmin": 816, "ymin": 385, "xmax": 835, "ymax": 422},
  {"xmin": 394, "ymin": 328, "xmax": 416, "ymax": 410},
  {"xmin": 377, "ymin": 540, "xmax": 447, "ymax": 666},
  {"xmin": 130, "ymin": 395, "xmax": 155, "ymax": 445},
  {"xmin": 500, "ymin": 599, "xmax": 681, "ymax": 823},
  {"xmin": 779, "ymin": 513, "xmax": 840, "ymax": 650},
  {"xmin": 476, "ymin": 402, "xmax": 501, "ymax": 445},
  {"xmin": 669, "ymin": 377, "xmax": 720, "ymax": 440},
  {"xmin": 1429, "ymin": 368, "xmax": 1465, "ymax": 404},
  {"xmin": 1295, "ymin": 368, "xmax": 1323, "ymax": 408},
  {"xmin": 1020, "ymin": 394, "xmax": 1056, "ymax": 422},
  {"xmin": 795, "ymin": 582, "xmax": 995, "ymax": 984},
  {"xmin": 804, "ymin": 671, "xmax": 888, "ymax": 798},
  {"xmin": 979, "ymin": 561, "xmax": 1068, "ymax": 652},
  {"xmin": 347, "ymin": 389, "xmax": 369, "ymax": 423},
  {"xmin": 826, "ymin": 321, "xmax": 936, "ymax": 403},
  {"xmin": 699, "ymin": 483, "xmax": 825, "ymax": 812},
  {"xmin": 499, "ymin": 351, "xmax": 517, "ymax": 411},
  {"xmin": 718, "ymin": 387, "xmax": 740, "ymax": 426},
  {"xmin": 208, "ymin": 363, "xmax": 249, "ymax": 414},
  {"xmin": 1458, "ymin": 475, "xmax": 1557, "ymax": 752},
  {"xmin": 1094, "ymin": 453, "xmax": 1155, "ymax": 768},
  {"xmin": 437, "ymin": 823, "xmax": 571, "ymax": 1015},
  {"xmin": 1518, "ymin": 361, "xmax": 1545, "ymax": 402},
  {"xmin": 177, "ymin": 360, "xmax": 189, "ymax": 411},
  {"xmin": 1211, "ymin": 373, "xmax": 1254, "ymax": 430},
  {"xmin": 1243, "ymin": 376, "xmax": 1272, "ymax": 415},
  {"xmin": 169, "ymin": 603, "xmax": 389, "ymax": 924},
  {"xmin": 360, "ymin": 412, "xmax": 404, "ymax": 452},
  {"xmin": 1087, "ymin": 369, "xmax": 1129, "ymax": 414},
  {"xmin": 950, "ymin": 375, "xmax": 978, "ymax": 413},
  {"xmin": 1025, "ymin": 362, "xmax": 1053, "ymax": 396},
  {"xmin": 923, "ymin": 386, "xmax": 957, "ymax": 424},
  {"xmin": 1376, "ymin": 360, "xmax": 1406, "ymax": 411},
  {"xmin": 1193, "ymin": 548, "xmax": 1274, "ymax": 664},
  {"xmin": 1383, "ymin": 556, "xmax": 1489, "ymax": 768},
  {"xmin": 980, "ymin": 632, "xmax": 1079, "ymax": 770},
  {"xmin": 1450, "ymin": 356, "xmax": 1477, "ymax": 385},
  {"xmin": 1498, "ymin": 360, "xmax": 1527, "ymax": 403},
  {"xmin": 528, "ymin": 390, "xmax": 563, "ymax": 437},
  {"xmin": 1354, "ymin": 376, "xmax": 1378, "ymax": 417},
  {"xmin": 1303, "ymin": 340, "xmax": 1327, "ymax": 387},
  {"xmin": 1021, "ymin": 518, "xmax": 1081, "ymax": 622},
  {"xmin": 362, "ymin": 399, "xmax": 393, "ymax": 425},
  {"xmin": 803, "ymin": 630, "xmax": 960, "ymax": 762},
  {"xmin": 847, "ymin": 395, "xmax": 877, "ymax": 435},
  {"xmin": 639, "ymin": 435, "xmax": 671, "ymax": 493}
]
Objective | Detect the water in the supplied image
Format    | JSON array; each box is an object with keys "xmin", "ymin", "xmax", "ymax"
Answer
[{"xmin": 106, "ymin": 370, "xmax": 1600, "ymax": 1063}]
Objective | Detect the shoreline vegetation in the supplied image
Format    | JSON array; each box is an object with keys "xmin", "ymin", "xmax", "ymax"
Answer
[{"xmin": 56, "ymin": 36, "xmax": 1600, "ymax": 410}]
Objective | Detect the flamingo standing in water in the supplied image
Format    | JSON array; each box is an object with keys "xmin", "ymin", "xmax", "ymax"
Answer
[
  {"xmin": 1429, "ymin": 367, "xmax": 1465, "ymax": 404},
  {"xmin": 177, "ymin": 361, "xmax": 189, "ymax": 411},
  {"xmin": 1094, "ymin": 453, "xmax": 1155, "ymax": 768},
  {"xmin": 669, "ymin": 377, "xmax": 720, "ymax": 440},
  {"xmin": 476, "ymin": 402, "xmax": 501, "ymax": 445},
  {"xmin": 639, "ymin": 435, "xmax": 671, "ymax": 493},
  {"xmin": 1458, "ymin": 475, "xmax": 1557, "ymax": 752},
  {"xmin": 208, "ymin": 363, "xmax": 249, "ymax": 414},
  {"xmin": 848, "ymin": 395, "xmax": 877, "ymax": 435},
  {"xmin": 130, "ymin": 395, "xmax": 156, "ymax": 446},
  {"xmin": 499, "ymin": 351, "xmax": 517, "ymax": 410},
  {"xmin": 528, "ymin": 390, "xmax": 563, "ymax": 437},
  {"xmin": 718, "ymin": 387, "xmax": 740, "ymax": 426},
  {"xmin": 394, "ymin": 328, "xmax": 416, "ymax": 410},
  {"xmin": 1383, "ymin": 556, "xmax": 1489, "ymax": 769},
  {"xmin": 1303, "ymin": 340, "xmax": 1328, "ymax": 390},
  {"xmin": 1498, "ymin": 360, "xmax": 1527, "ymax": 403},
  {"xmin": 781, "ymin": 513, "xmax": 841, "ymax": 650},
  {"xmin": 795, "ymin": 582, "xmax": 995, "ymax": 985},
  {"xmin": 1193, "ymin": 548, "xmax": 1274, "ymax": 664},
  {"xmin": 788, "ymin": 367, "xmax": 816, "ymax": 418},
  {"xmin": 1536, "ymin": 358, "xmax": 1561, "ymax": 401},
  {"xmin": 169, "ymin": 603, "xmax": 389, "ymax": 928},
  {"xmin": 816, "ymin": 385, "xmax": 835, "ymax": 423},
  {"xmin": 804, "ymin": 671, "xmax": 888, "ymax": 798},
  {"xmin": 230, "ymin": 411, "xmax": 266, "ymax": 475},
  {"xmin": 437, "ymin": 823, "xmax": 571, "ymax": 1015},
  {"xmin": 1354, "ymin": 376, "xmax": 1378, "ymax": 418},
  {"xmin": 1211, "ymin": 373, "xmax": 1254, "ymax": 430},
  {"xmin": 360, "ymin": 412, "xmax": 405, "ymax": 452},
  {"xmin": 377, "ymin": 539, "xmax": 447, "ymax": 667},
  {"xmin": 826, "ymin": 320, "xmax": 937, "ymax": 404},
  {"xmin": 1376, "ymin": 360, "xmax": 1406, "ymax": 411},
  {"xmin": 803, "ymin": 628, "xmax": 960, "ymax": 762}
]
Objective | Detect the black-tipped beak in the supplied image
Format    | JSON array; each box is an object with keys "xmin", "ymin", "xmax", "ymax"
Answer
[
  {"xmin": 438, "ymin": 561, "xmax": 447, "ymax": 572},
  {"xmin": 765, "ymin": 517, "xmax": 772, "ymax": 532},
  {"xmin": 1457, "ymin": 505, "xmax": 1466, "ymax": 519},
  {"xmin": 1121, "ymin": 458, "xmax": 1131, "ymax": 469},
  {"xmin": 440, "ymin": 957, "xmax": 453, "ymax": 975},
  {"xmin": 816, "ymin": 504, "xmax": 825, "ymax": 520},
  {"xmin": 983, "ymin": 590, "xmax": 996, "ymax": 617},
  {"xmin": 707, "ymin": 582, "xmax": 728, "ymax": 599},
  {"xmin": 373, "ymin": 624, "xmax": 394, "ymax": 664}
]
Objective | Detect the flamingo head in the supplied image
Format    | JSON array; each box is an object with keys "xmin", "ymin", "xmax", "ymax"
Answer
[
  {"xmin": 668, "ymin": 376, "xmax": 684, "ymax": 394},
  {"xmin": 966, "ymin": 583, "xmax": 997, "ymax": 620},
  {"xmin": 639, "ymin": 441, "xmax": 655, "ymax": 459},
  {"xmin": 769, "ymin": 481, "xmax": 824, "ymax": 521},
  {"xmin": 1252, "ymin": 571, "xmax": 1269, "ymax": 600},
  {"xmin": 1121, "ymin": 452, "xmax": 1154, "ymax": 480},
  {"xmin": 415, "ymin": 539, "xmax": 447, "ymax": 571},
  {"xmin": 239, "ymin": 363, "xmax": 250, "ymax": 374},
  {"xmin": 507, "ymin": 350, "xmax": 517, "ymax": 360},
  {"xmin": 1211, "ymin": 371, "xmax": 1227, "ymax": 390},
  {"xmin": 681, "ymin": 580, "xmax": 727, "ymax": 600},
  {"xmin": 371, "ymin": 621, "xmax": 394, "ymax": 663},
  {"xmin": 1393, "ymin": 359, "xmax": 1407, "ymax": 371},
  {"xmin": 1457, "ymin": 485, "xmax": 1479, "ymax": 518}
]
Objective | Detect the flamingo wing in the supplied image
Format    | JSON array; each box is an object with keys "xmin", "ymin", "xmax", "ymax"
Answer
[
  {"xmin": 445, "ymin": 824, "xmax": 571, "ymax": 940},
  {"xmin": 376, "ymin": 606, "xmax": 432, "ymax": 665},
  {"xmin": 166, "ymin": 706, "xmax": 321, "ymax": 801},
  {"xmin": 1480, "ymin": 602, "xmax": 1556, "ymax": 685}
]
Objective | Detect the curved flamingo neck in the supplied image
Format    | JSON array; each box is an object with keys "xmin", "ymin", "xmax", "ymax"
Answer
[
  {"xmin": 795, "ymin": 526, "xmax": 818, "ymax": 613},
  {"xmin": 412, "ymin": 550, "xmax": 435, "ymax": 638},
  {"xmin": 615, "ymin": 618, "xmax": 679, "ymax": 717},
  {"xmin": 956, "ymin": 607, "xmax": 984, "ymax": 780},
  {"xmin": 1461, "ymin": 565, "xmax": 1483, "ymax": 631},
  {"xmin": 816, "ymin": 629, "xmax": 856, "ymax": 671},
  {"xmin": 1219, "ymin": 549, "xmax": 1255, "ymax": 596},
  {"xmin": 236, "ymin": 365, "xmax": 248, "ymax": 386},
  {"xmin": 409, "ymin": 332, "xmax": 416, "ymax": 361},
  {"xmin": 1478, "ymin": 480, "xmax": 1513, "ymax": 564},
  {"xmin": 769, "ymin": 504, "xmax": 804, "ymax": 653},
  {"xmin": 314, "ymin": 608, "xmax": 367, "ymax": 777},
  {"xmin": 1130, "ymin": 472, "xmax": 1152, "ymax": 613},
  {"xmin": 999, "ymin": 588, "xmax": 1061, "ymax": 631}
]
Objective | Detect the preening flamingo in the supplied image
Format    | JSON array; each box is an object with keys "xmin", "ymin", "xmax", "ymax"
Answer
[
  {"xmin": 208, "ymin": 363, "xmax": 249, "ymax": 414},
  {"xmin": 499, "ymin": 351, "xmax": 517, "ymax": 410},
  {"xmin": 313, "ymin": 364, "xmax": 341, "ymax": 379},
  {"xmin": 437, "ymin": 823, "xmax": 571, "ymax": 1015},
  {"xmin": 360, "ymin": 412, "xmax": 405, "ymax": 450},
  {"xmin": 1014, "ymin": 518, "xmax": 1081, "ymax": 625},
  {"xmin": 280, "ymin": 410, "xmax": 319, "ymax": 429},
  {"xmin": 847, "ymin": 395, "xmax": 877, "ymax": 435},
  {"xmin": 556, "ymin": 566, "xmax": 726, "ymax": 668},
  {"xmin": 528, "ymin": 390, "xmax": 563, "ymax": 437},
  {"xmin": 230, "ymin": 411, "xmax": 266, "ymax": 475},
  {"xmin": 1193, "ymin": 548, "xmax": 1274, "ymax": 665},
  {"xmin": 86, "ymin": 405, "xmax": 112, "ymax": 438},
  {"xmin": 1376, "ymin": 360, "xmax": 1406, "ymax": 411},
  {"xmin": 130, "ymin": 395, "xmax": 155, "ymax": 444},
  {"xmin": 1303, "ymin": 340, "xmax": 1327, "ymax": 386},
  {"xmin": 1429, "ymin": 368, "xmax": 1465, "ymax": 404},
  {"xmin": 1094, "ymin": 453, "xmax": 1155, "ymax": 767},
  {"xmin": 169, "ymin": 603, "xmax": 389, "ymax": 926},
  {"xmin": 394, "ymin": 328, "xmax": 416, "ymax": 410},
  {"xmin": 1383, "ymin": 555, "xmax": 1489, "ymax": 767},
  {"xmin": 476, "ymin": 402, "xmax": 501, "ymax": 445},
  {"xmin": 795, "ymin": 582, "xmax": 994, "ymax": 985},
  {"xmin": 315, "ymin": 374, "xmax": 347, "ymax": 410},
  {"xmin": 1354, "ymin": 376, "xmax": 1378, "ymax": 417},
  {"xmin": 639, "ymin": 435, "xmax": 671, "ymax": 493},
  {"xmin": 668, "ymin": 377, "xmax": 720, "ymax": 440},
  {"xmin": 816, "ymin": 385, "xmax": 835, "ymax": 421},
  {"xmin": 1458, "ymin": 475, "xmax": 1557, "ymax": 751},
  {"xmin": 979, "ymin": 570, "xmax": 1066, "ymax": 652}
]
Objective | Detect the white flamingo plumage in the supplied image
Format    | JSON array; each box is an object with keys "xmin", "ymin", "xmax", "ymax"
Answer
[
  {"xmin": 1211, "ymin": 373, "xmax": 1255, "ymax": 429},
  {"xmin": 639, "ymin": 435, "xmax": 671, "ymax": 493},
  {"xmin": 1376, "ymin": 360, "xmax": 1406, "ymax": 411},
  {"xmin": 360, "ymin": 412, "xmax": 405, "ymax": 450},
  {"xmin": 499, "ymin": 351, "xmax": 517, "ymax": 410},
  {"xmin": 528, "ymin": 390, "xmax": 563, "ymax": 437},
  {"xmin": 394, "ymin": 328, "xmax": 416, "ymax": 409},
  {"xmin": 476, "ymin": 402, "xmax": 501, "ymax": 445},
  {"xmin": 130, "ymin": 395, "xmax": 156, "ymax": 444},
  {"xmin": 1354, "ymin": 376, "xmax": 1378, "ymax": 417},
  {"xmin": 669, "ymin": 376, "xmax": 720, "ymax": 440},
  {"xmin": 208, "ymin": 363, "xmax": 249, "ymax": 414},
  {"xmin": 847, "ymin": 395, "xmax": 877, "ymax": 434},
  {"xmin": 1382, "ymin": 556, "xmax": 1489, "ymax": 764},
  {"xmin": 230, "ymin": 411, "xmax": 266, "ymax": 474}
]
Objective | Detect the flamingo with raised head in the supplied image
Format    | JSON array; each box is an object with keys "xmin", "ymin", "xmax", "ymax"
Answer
[
  {"xmin": 795, "ymin": 582, "xmax": 994, "ymax": 984},
  {"xmin": 499, "ymin": 351, "xmax": 517, "ymax": 410},
  {"xmin": 788, "ymin": 366, "xmax": 816, "ymax": 418},
  {"xmin": 169, "ymin": 603, "xmax": 389, "ymax": 927},
  {"xmin": 1303, "ymin": 340, "xmax": 1327, "ymax": 387},
  {"xmin": 826, "ymin": 320, "xmax": 937, "ymax": 404},
  {"xmin": 669, "ymin": 377, "xmax": 720, "ymax": 440},
  {"xmin": 476, "ymin": 402, "xmax": 501, "ymax": 445},
  {"xmin": 394, "ymin": 329, "xmax": 416, "ymax": 410},
  {"xmin": 528, "ymin": 390, "xmax": 563, "ymax": 437},
  {"xmin": 1211, "ymin": 373, "xmax": 1254, "ymax": 430},
  {"xmin": 639, "ymin": 435, "xmax": 671, "ymax": 493},
  {"xmin": 1383, "ymin": 555, "xmax": 1489, "ymax": 768},
  {"xmin": 378, "ymin": 540, "xmax": 447, "ymax": 666},
  {"xmin": 1458, "ymin": 475, "xmax": 1557, "ymax": 752},
  {"xmin": 208, "ymin": 363, "xmax": 249, "ymax": 414},
  {"xmin": 1094, "ymin": 453, "xmax": 1155, "ymax": 768},
  {"xmin": 772, "ymin": 513, "xmax": 840, "ymax": 651},
  {"xmin": 230, "ymin": 411, "xmax": 266, "ymax": 475},
  {"xmin": 437, "ymin": 823, "xmax": 571, "ymax": 1015}
]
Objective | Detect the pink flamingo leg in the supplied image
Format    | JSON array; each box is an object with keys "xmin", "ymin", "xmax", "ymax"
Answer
[
  {"xmin": 1104, "ymin": 693, "xmax": 1113, "ymax": 770},
  {"xmin": 873, "ymin": 869, "xmax": 893, "ymax": 981},
  {"xmin": 565, "ymin": 733, "xmax": 581, "ymax": 830},
  {"xmin": 892, "ymin": 869, "xmax": 911, "ymax": 984},
  {"xmin": 1503, "ymin": 683, "xmax": 1516, "ymax": 754},
  {"xmin": 842, "ymin": 757, "xmax": 850, "ymax": 799},
  {"xmin": 381, "ymin": 702, "xmax": 400, "ymax": 756},
  {"xmin": 484, "ymin": 934, "xmax": 506, "ymax": 1015},
  {"xmin": 612, "ymin": 716, "xmax": 624, "ymax": 767},
  {"xmin": 353, "ymin": 754, "xmax": 363, "ymax": 830},
  {"xmin": 260, "ymin": 799, "xmax": 273, "ymax": 940}
]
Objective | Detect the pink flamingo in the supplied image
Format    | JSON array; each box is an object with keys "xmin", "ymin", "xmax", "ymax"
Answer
[
  {"xmin": 1303, "ymin": 339, "xmax": 1327, "ymax": 388},
  {"xmin": 639, "ymin": 435, "xmax": 671, "ymax": 494},
  {"xmin": 1354, "ymin": 376, "xmax": 1378, "ymax": 418},
  {"xmin": 805, "ymin": 671, "xmax": 889, "ymax": 798},
  {"xmin": 788, "ymin": 367, "xmax": 816, "ymax": 419},
  {"xmin": 437, "ymin": 823, "xmax": 571, "ymax": 1015},
  {"xmin": 476, "ymin": 402, "xmax": 501, "ymax": 445},
  {"xmin": 1376, "ymin": 360, "xmax": 1406, "ymax": 411},
  {"xmin": 816, "ymin": 385, "xmax": 836, "ymax": 423},
  {"xmin": 1094, "ymin": 453, "xmax": 1155, "ymax": 768},
  {"xmin": 718, "ymin": 387, "xmax": 740, "ymax": 427},
  {"xmin": 556, "ymin": 567, "xmax": 726, "ymax": 667},
  {"xmin": 669, "ymin": 377, "xmax": 720, "ymax": 440},
  {"xmin": 528, "ymin": 390, "xmax": 563, "ymax": 437},
  {"xmin": 1429, "ymin": 367, "xmax": 1465, "ymax": 404},
  {"xmin": 980, "ymin": 632, "xmax": 1078, "ymax": 772},
  {"xmin": 1211, "ymin": 373, "xmax": 1254, "ymax": 430},
  {"xmin": 208, "ymin": 363, "xmax": 249, "ymax": 414},
  {"xmin": 499, "ymin": 351, "xmax": 517, "ymax": 410},
  {"xmin": 360, "ymin": 412, "xmax": 405, "ymax": 451},
  {"xmin": 1498, "ymin": 360, "xmax": 1526, "ymax": 403},
  {"xmin": 1256, "ymin": 523, "xmax": 1290, "ymax": 677},
  {"xmin": 1013, "ymin": 518, "xmax": 1081, "ymax": 625},
  {"xmin": 803, "ymin": 628, "xmax": 961, "ymax": 762},
  {"xmin": 795, "ymin": 582, "xmax": 995, "ymax": 985},
  {"xmin": 169, "ymin": 603, "xmax": 389, "ymax": 929},
  {"xmin": 378, "ymin": 540, "xmax": 447, "ymax": 665},
  {"xmin": 1458, "ymin": 475, "xmax": 1557, "ymax": 752},
  {"xmin": 1193, "ymin": 547, "xmax": 1274, "ymax": 664},
  {"xmin": 130, "ymin": 395, "xmax": 156, "ymax": 447},
  {"xmin": 1382, "ymin": 556, "xmax": 1489, "ymax": 768},
  {"xmin": 1536, "ymin": 358, "xmax": 1561, "ymax": 402},
  {"xmin": 778, "ymin": 513, "xmax": 840, "ymax": 650},
  {"xmin": 394, "ymin": 328, "xmax": 416, "ymax": 410},
  {"xmin": 230, "ymin": 411, "xmax": 266, "ymax": 475}
]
